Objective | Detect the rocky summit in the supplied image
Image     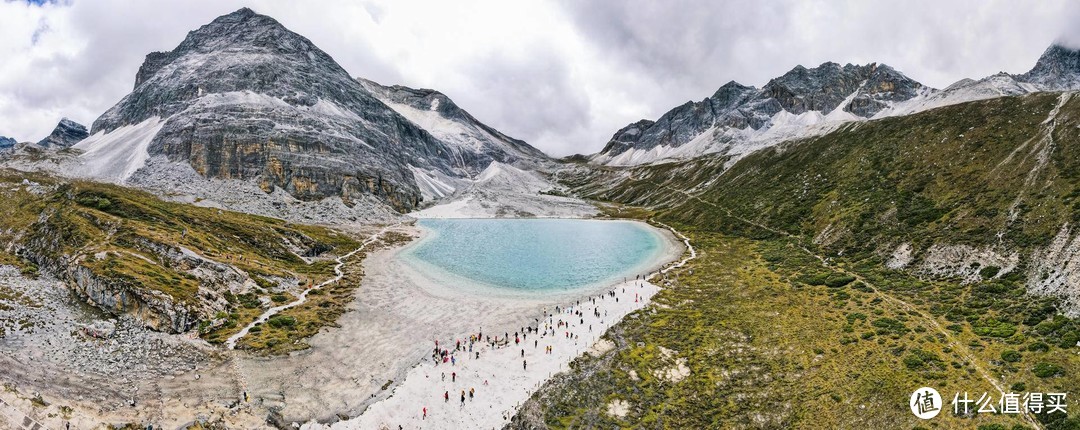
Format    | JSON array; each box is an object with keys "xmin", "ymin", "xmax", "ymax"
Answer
[
  {"xmin": 594, "ymin": 62, "xmax": 925, "ymax": 165},
  {"xmin": 1016, "ymin": 43, "xmax": 1080, "ymax": 90},
  {"xmin": 36, "ymin": 118, "xmax": 88, "ymax": 148},
  {"xmin": 87, "ymin": 8, "xmax": 547, "ymax": 213}
]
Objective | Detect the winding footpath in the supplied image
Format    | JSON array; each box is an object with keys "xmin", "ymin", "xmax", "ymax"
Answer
[
  {"xmin": 225, "ymin": 224, "xmax": 397, "ymax": 350},
  {"xmin": 649, "ymin": 221, "xmax": 697, "ymax": 280}
]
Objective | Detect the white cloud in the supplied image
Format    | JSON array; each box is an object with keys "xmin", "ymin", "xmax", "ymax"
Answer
[{"xmin": 0, "ymin": 0, "xmax": 1077, "ymax": 155}]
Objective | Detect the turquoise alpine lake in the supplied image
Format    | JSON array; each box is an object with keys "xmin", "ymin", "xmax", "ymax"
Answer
[{"xmin": 402, "ymin": 219, "xmax": 669, "ymax": 291}]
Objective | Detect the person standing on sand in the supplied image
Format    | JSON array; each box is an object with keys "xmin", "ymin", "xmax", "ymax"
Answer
[
  {"xmin": 461, "ymin": 390, "xmax": 466, "ymax": 406},
  {"xmin": 523, "ymin": 359, "xmax": 528, "ymax": 371},
  {"xmin": 422, "ymin": 407, "xmax": 427, "ymax": 420},
  {"xmin": 469, "ymin": 387, "xmax": 475, "ymax": 400},
  {"xmin": 452, "ymin": 371, "xmax": 456, "ymax": 382},
  {"xmin": 444, "ymin": 391, "xmax": 449, "ymax": 402}
]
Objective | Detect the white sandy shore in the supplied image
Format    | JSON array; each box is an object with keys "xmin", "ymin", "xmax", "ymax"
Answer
[{"xmin": 300, "ymin": 221, "xmax": 694, "ymax": 430}]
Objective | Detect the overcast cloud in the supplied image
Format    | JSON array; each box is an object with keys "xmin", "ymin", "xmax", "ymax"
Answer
[{"xmin": 2, "ymin": 0, "xmax": 1079, "ymax": 156}]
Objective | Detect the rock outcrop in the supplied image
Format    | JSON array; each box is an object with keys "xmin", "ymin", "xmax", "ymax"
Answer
[
  {"xmin": 36, "ymin": 118, "xmax": 89, "ymax": 148},
  {"xmin": 1017, "ymin": 43, "xmax": 1080, "ymax": 90},
  {"xmin": 0, "ymin": 136, "xmax": 15, "ymax": 151},
  {"xmin": 18, "ymin": 208, "xmax": 269, "ymax": 333}
]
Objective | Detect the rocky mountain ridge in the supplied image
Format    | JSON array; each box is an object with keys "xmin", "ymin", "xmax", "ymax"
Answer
[{"xmin": 593, "ymin": 42, "xmax": 1080, "ymax": 167}]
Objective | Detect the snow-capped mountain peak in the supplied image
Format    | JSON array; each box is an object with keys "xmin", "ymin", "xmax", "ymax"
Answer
[
  {"xmin": 1017, "ymin": 43, "xmax": 1080, "ymax": 90},
  {"xmin": 8, "ymin": 8, "xmax": 550, "ymax": 223},
  {"xmin": 592, "ymin": 61, "xmax": 923, "ymax": 166},
  {"xmin": 593, "ymin": 42, "xmax": 1080, "ymax": 167}
]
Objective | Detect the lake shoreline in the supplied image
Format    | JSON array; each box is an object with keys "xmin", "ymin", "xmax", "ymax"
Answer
[
  {"xmin": 396, "ymin": 218, "xmax": 680, "ymax": 299},
  {"xmin": 297, "ymin": 219, "xmax": 684, "ymax": 428}
]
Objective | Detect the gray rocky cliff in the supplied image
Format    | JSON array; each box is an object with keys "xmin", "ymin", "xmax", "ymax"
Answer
[
  {"xmin": 88, "ymin": 8, "xmax": 548, "ymax": 212},
  {"xmin": 37, "ymin": 118, "xmax": 89, "ymax": 148}
]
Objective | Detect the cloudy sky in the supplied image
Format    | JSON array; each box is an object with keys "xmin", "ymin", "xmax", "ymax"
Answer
[{"xmin": 2, "ymin": 0, "xmax": 1079, "ymax": 156}]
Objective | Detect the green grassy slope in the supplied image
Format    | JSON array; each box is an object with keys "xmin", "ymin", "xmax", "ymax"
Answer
[
  {"xmin": 515, "ymin": 93, "xmax": 1080, "ymax": 429},
  {"xmin": 0, "ymin": 170, "xmax": 363, "ymax": 348}
]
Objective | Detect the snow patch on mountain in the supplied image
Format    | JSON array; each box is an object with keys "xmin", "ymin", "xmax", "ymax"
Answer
[
  {"xmin": 597, "ymin": 106, "xmax": 854, "ymax": 167},
  {"xmin": 873, "ymin": 76, "xmax": 1033, "ymax": 118},
  {"xmin": 409, "ymin": 165, "xmax": 459, "ymax": 201},
  {"xmin": 70, "ymin": 116, "xmax": 165, "ymax": 183},
  {"xmin": 382, "ymin": 99, "xmax": 486, "ymax": 152}
]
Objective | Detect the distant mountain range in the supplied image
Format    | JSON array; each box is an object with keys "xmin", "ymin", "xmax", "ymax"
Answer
[
  {"xmin": 6, "ymin": 7, "xmax": 1080, "ymax": 222},
  {"xmin": 591, "ymin": 43, "xmax": 1080, "ymax": 166}
]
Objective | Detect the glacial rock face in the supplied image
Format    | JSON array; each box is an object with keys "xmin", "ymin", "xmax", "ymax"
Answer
[
  {"xmin": 36, "ymin": 118, "xmax": 89, "ymax": 148},
  {"xmin": 594, "ymin": 62, "xmax": 924, "ymax": 165},
  {"xmin": 1017, "ymin": 43, "xmax": 1080, "ymax": 90},
  {"xmin": 88, "ymin": 8, "xmax": 547, "ymax": 213},
  {"xmin": 0, "ymin": 136, "xmax": 15, "ymax": 150},
  {"xmin": 763, "ymin": 63, "xmax": 922, "ymax": 117}
]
